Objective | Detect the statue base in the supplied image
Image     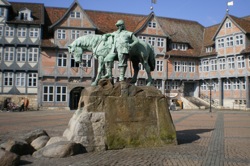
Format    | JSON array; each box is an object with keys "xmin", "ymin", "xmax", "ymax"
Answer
[{"xmin": 63, "ymin": 79, "xmax": 177, "ymax": 152}]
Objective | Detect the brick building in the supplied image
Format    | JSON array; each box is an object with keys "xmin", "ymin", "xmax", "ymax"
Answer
[{"xmin": 0, "ymin": 0, "xmax": 249, "ymax": 110}]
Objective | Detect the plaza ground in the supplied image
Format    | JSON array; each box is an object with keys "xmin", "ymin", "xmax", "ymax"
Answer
[{"xmin": 0, "ymin": 109, "xmax": 250, "ymax": 166}]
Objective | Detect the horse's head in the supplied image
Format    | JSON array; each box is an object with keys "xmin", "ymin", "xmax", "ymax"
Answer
[{"xmin": 68, "ymin": 44, "xmax": 83, "ymax": 63}]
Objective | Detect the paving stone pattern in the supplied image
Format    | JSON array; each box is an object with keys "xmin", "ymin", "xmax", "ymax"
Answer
[{"xmin": 0, "ymin": 110, "xmax": 250, "ymax": 166}]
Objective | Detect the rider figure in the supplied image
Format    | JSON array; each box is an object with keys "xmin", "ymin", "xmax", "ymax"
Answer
[{"xmin": 102, "ymin": 20, "xmax": 139, "ymax": 81}]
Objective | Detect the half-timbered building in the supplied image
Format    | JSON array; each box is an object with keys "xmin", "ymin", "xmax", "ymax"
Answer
[
  {"xmin": 0, "ymin": 0, "xmax": 43, "ymax": 109},
  {"xmin": 1, "ymin": 0, "xmax": 250, "ymax": 110}
]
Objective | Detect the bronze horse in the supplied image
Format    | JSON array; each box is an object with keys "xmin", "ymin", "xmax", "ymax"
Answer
[{"xmin": 68, "ymin": 34, "xmax": 155, "ymax": 86}]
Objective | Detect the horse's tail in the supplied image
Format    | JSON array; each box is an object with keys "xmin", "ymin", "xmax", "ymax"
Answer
[{"xmin": 148, "ymin": 45, "xmax": 155, "ymax": 71}]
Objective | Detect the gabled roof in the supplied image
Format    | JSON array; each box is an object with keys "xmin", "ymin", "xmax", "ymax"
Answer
[
  {"xmin": 43, "ymin": 5, "xmax": 205, "ymax": 56},
  {"xmin": 49, "ymin": 0, "xmax": 96, "ymax": 30},
  {"xmin": 199, "ymin": 24, "xmax": 219, "ymax": 57},
  {"xmin": 213, "ymin": 14, "xmax": 250, "ymax": 40},
  {"xmin": 230, "ymin": 15, "xmax": 250, "ymax": 33},
  {"xmin": 134, "ymin": 12, "xmax": 169, "ymax": 37},
  {"xmin": 0, "ymin": 0, "xmax": 10, "ymax": 6},
  {"xmin": 8, "ymin": 2, "xmax": 44, "ymax": 25},
  {"xmin": 133, "ymin": 12, "xmax": 154, "ymax": 34}
]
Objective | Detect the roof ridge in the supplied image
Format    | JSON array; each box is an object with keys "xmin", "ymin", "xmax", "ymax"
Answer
[{"xmin": 85, "ymin": 9, "xmax": 148, "ymax": 17}]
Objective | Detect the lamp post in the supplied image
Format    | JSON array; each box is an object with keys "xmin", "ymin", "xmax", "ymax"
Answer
[{"xmin": 207, "ymin": 83, "xmax": 213, "ymax": 113}]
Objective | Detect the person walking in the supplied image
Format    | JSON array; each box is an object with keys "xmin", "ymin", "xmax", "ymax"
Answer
[{"xmin": 19, "ymin": 97, "xmax": 25, "ymax": 112}]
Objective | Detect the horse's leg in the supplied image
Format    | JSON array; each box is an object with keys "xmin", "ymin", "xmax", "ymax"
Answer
[
  {"xmin": 143, "ymin": 59, "xmax": 153, "ymax": 86},
  {"xmin": 130, "ymin": 59, "xmax": 139, "ymax": 84},
  {"xmin": 91, "ymin": 56, "xmax": 104, "ymax": 86}
]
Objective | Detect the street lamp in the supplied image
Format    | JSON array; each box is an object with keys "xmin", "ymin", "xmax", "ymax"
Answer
[{"xmin": 207, "ymin": 83, "xmax": 213, "ymax": 113}]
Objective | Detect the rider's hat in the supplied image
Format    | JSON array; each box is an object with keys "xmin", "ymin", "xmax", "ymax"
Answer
[{"xmin": 115, "ymin": 20, "xmax": 124, "ymax": 27}]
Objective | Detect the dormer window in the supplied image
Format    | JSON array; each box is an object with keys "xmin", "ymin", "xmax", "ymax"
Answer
[
  {"xmin": 171, "ymin": 43, "xmax": 188, "ymax": 51},
  {"xmin": 16, "ymin": 8, "xmax": 33, "ymax": 21},
  {"xmin": 206, "ymin": 47, "xmax": 213, "ymax": 53}
]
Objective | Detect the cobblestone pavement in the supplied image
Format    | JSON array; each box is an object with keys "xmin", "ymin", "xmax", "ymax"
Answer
[{"xmin": 0, "ymin": 109, "xmax": 250, "ymax": 166}]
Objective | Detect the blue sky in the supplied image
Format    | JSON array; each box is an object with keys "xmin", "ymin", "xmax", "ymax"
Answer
[{"xmin": 9, "ymin": 0, "xmax": 250, "ymax": 27}]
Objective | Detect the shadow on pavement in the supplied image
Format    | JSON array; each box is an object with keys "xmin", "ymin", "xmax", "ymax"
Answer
[{"xmin": 177, "ymin": 129, "xmax": 214, "ymax": 144}]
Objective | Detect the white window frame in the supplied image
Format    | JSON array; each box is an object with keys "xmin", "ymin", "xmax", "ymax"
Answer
[
  {"xmin": 224, "ymin": 79, "xmax": 231, "ymax": 90},
  {"xmin": 28, "ymin": 47, "xmax": 39, "ymax": 62},
  {"xmin": 138, "ymin": 36, "xmax": 146, "ymax": 42},
  {"xmin": 237, "ymin": 56, "xmax": 245, "ymax": 68},
  {"xmin": 199, "ymin": 61, "xmax": 202, "ymax": 72},
  {"xmin": 4, "ymin": 47, "xmax": 14, "ymax": 61},
  {"xmin": 172, "ymin": 43, "xmax": 178, "ymax": 50},
  {"xmin": 182, "ymin": 62, "xmax": 187, "ymax": 72},
  {"xmin": 165, "ymin": 81, "xmax": 171, "ymax": 90},
  {"xmin": 225, "ymin": 20, "xmax": 232, "ymax": 28},
  {"xmin": 228, "ymin": 57, "xmax": 235, "ymax": 69},
  {"xmin": 57, "ymin": 29, "xmax": 66, "ymax": 39},
  {"xmin": 56, "ymin": 86, "xmax": 67, "ymax": 102},
  {"xmin": 70, "ymin": 11, "xmax": 81, "ymax": 18},
  {"xmin": 148, "ymin": 21, "xmax": 156, "ymax": 28},
  {"xmin": 157, "ymin": 38, "xmax": 164, "ymax": 47},
  {"xmin": 174, "ymin": 61, "xmax": 181, "ymax": 72},
  {"xmin": 29, "ymin": 28, "xmax": 39, "ymax": 38},
  {"xmin": 43, "ymin": 86, "xmax": 54, "ymax": 102},
  {"xmin": 226, "ymin": 36, "xmax": 233, "ymax": 47},
  {"xmin": 206, "ymin": 47, "xmax": 213, "ymax": 53},
  {"xmin": 71, "ymin": 30, "xmax": 80, "ymax": 40},
  {"xmin": 201, "ymin": 81, "xmax": 207, "ymax": 91},
  {"xmin": 57, "ymin": 53, "xmax": 67, "ymax": 67},
  {"xmin": 235, "ymin": 35, "xmax": 243, "ymax": 45},
  {"xmin": 240, "ymin": 78, "xmax": 246, "ymax": 90},
  {"xmin": 180, "ymin": 44, "xmax": 187, "ymax": 51},
  {"xmin": 71, "ymin": 55, "xmax": 79, "ymax": 67},
  {"xmin": 17, "ymin": 27, "xmax": 26, "ymax": 37},
  {"xmin": 211, "ymin": 59, "xmax": 217, "ymax": 71},
  {"xmin": 4, "ymin": 72, "xmax": 13, "ymax": 86},
  {"xmin": 189, "ymin": 62, "xmax": 195, "ymax": 72},
  {"xmin": 148, "ymin": 37, "xmax": 155, "ymax": 46},
  {"xmin": 16, "ymin": 73, "xmax": 26, "ymax": 87},
  {"xmin": 28, "ymin": 73, "xmax": 37, "ymax": 87},
  {"xmin": 232, "ymin": 78, "xmax": 240, "ymax": 90},
  {"xmin": 16, "ymin": 47, "xmax": 26, "ymax": 62},
  {"xmin": 217, "ymin": 38, "xmax": 224, "ymax": 48},
  {"xmin": 154, "ymin": 80, "xmax": 162, "ymax": 90},
  {"xmin": 203, "ymin": 60, "xmax": 209, "ymax": 72},
  {"xmin": 219, "ymin": 58, "xmax": 226, "ymax": 70},
  {"xmin": 156, "ymin": 60, "xmax": 163, "ymax": 71},
  {"xmin": 5, "ymin": 26, "xmax": 14, "ymax": 37},
  {"xmin": 82, "ymin": 54, "xmax": 92, "ymax": 67},
  {"xmin": 84, "ymin": 30, "xmax": 92, "ymax": 35},
  {"xmin": 171, "ymin": 81, "xmax": 179, "ymax": 90}
]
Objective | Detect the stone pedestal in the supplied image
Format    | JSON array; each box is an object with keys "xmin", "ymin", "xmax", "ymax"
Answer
[{"xmin": 63, "ymin": 79, "xmax": 177, "ymax": 152}]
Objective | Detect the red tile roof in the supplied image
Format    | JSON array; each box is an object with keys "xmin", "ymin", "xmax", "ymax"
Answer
[
  {"xmin": 42, "ymin": 4, "xmax": 250, "ymax": 55},
  {"xmin": 86, "ymin": 10, "xmax": 145, "ymax": 33}
]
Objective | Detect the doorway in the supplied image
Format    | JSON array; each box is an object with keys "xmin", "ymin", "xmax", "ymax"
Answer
[
  {"xmin": 69, "ymin": 87, "xmax": 83, "ymax": 110},
  {"xmin": 183, "ymin": 82, "xmax": 195, "ymax": 97}
]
